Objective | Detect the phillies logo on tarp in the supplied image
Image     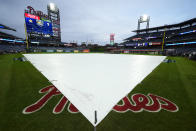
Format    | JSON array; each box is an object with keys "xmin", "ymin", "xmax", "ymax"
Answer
[{"xmin": 22, "ymin": 85, "xmax": 178, "ymax": 114}]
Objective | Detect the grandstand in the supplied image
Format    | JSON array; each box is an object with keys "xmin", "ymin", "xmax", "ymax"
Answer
[
  {"xmin": 0, "ymin": 25, "xmax": 26, "ymax": 54},
  {"xmin": 0, "ymin": 24, "xmax": 90, "ymax": 53},
  {"xmin": 121, "ymin": 18, "xmax": 196, "ymax": 56}
]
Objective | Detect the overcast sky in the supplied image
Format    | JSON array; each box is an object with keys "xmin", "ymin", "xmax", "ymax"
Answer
[{"xmin": 0, "ymin": 0, "xmax": 196, "ymax": 45}]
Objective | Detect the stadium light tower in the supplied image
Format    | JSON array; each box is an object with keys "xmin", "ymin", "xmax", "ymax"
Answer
[
  {"xmin": 47, "ymin": 3, "xmax": 61, "ymax": 42},
  {"xmin": 137, "ymin": 14, "xmax": 150, "ymax": 34}
]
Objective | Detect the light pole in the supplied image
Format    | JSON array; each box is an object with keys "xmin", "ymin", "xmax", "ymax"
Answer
[{"xmin": 137, "ymin": 15, "xmax": 150, "ymax": 34}]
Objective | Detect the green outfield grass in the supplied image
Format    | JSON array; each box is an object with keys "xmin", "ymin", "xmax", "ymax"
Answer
[{"xmin": 0, "ymin": 54, "xmax": 196, "ymax": 131}]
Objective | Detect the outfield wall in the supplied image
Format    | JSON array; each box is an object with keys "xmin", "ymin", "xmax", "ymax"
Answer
[
  {"xmin": 31, "ymin": 49, "xmax": 90, "ymax": 53},
  {"xmin": 112, "ymin": 49, "xmax": 161, "ymax": 55}
]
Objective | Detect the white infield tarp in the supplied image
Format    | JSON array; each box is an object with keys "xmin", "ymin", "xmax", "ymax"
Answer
[{"xmin": 24, "ymin": 54, "xmax": 166, "ymax": 126}]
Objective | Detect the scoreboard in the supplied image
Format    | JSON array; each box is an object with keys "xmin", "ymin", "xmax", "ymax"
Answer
[
  {"xmin": 25, "ymin": 13, "xmax": 53, "ymax": 36},
  {"xmin": 24, "ymin": 5, "xmax": 61, "ymax": 44}
]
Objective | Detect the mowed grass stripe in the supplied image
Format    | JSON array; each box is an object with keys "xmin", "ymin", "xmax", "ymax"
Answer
[
  {"xmin": 176, "ymin": 57, "xmax": 196, "ymax": 111},
  {"xmin": 0, "ymin": 55, "xmax": 15, "ymax": 114}
]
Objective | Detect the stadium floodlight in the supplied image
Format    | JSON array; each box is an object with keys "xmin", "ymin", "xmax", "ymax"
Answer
[
  {"xmin": 49, "ymin": 3, "xmax": 55, "ymax": 11},
  {"xmin": 140, "ymin": 14, "xmax": 149, "ymax": 22},
  {"xmin": 48, "ymin": 3, "xmax": 58, "ymax": 12},
  {"xmin": 142, "ymin": 15, "xmax": 148, "ymax": 22}
]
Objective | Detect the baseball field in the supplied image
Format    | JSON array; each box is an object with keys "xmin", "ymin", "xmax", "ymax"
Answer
[{"xmin": 0, "ymin": 53, "xmax": 196, "ymax": 131}]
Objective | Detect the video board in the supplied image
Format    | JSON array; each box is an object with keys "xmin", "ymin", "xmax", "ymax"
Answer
[
  {"xmin": 25, "ymin": 13, "xmax": 53, "ymax": 36},
  {"xmin": 24, "ymin": 5, "xmax": 61, "ymax": 43}
]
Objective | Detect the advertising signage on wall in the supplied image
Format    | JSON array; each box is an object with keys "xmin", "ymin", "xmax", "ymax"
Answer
[
  {"xmin": 25, "ymin": 13, "xmax": 40, "ymax": 20},
  {"xmin": 41, "ymin": 18, "xmax": 51, "ymax": 22}
]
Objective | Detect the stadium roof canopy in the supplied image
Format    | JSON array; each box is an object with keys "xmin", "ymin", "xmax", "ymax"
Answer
[
  {"xmin": 132, "ymin": 18, "xmax": 196, "ymax": 33},
  {"xmin": 0, "ymin": 24, "xmax": 16, "ymax": 31},
  {"xmin": 0, "ymin": 31, "xmax": 22, "ymax": 39}
]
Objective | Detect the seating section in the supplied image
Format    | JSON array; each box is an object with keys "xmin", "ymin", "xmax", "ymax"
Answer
[{"xmin": 0, "ymin": 44, "xmax": 26, "ymax": 53}]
